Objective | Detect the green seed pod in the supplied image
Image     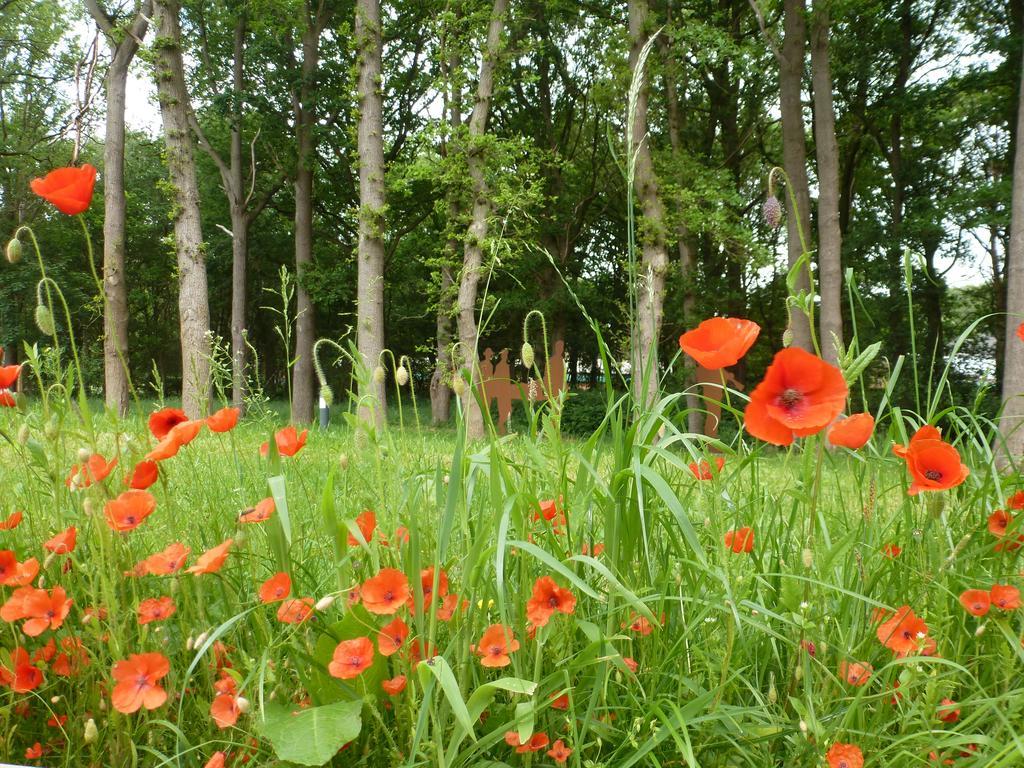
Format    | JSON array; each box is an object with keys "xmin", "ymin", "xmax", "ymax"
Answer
[
  {"xmin": 319, "ymin": 384, "xmax": 334, "ymax": 407},
  {"xmin": 395, "ymin": 366, "xmax": 409, "ymax": 387},
  {"xmin": 35, "ymin": 304, "xmax": 55, "ymax": 336},
  {"xmin": 373, "ymin": 365, "xmax": 386, "ymax": 384},
  {"xmin": 5, "ymin": 238, "xmax": 22, "ymax": 264},
  {"xmin": 521, "ymin": 341, "xmax": 535, "ymax": 369}
]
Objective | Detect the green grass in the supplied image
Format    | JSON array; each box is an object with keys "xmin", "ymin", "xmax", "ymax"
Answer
[{"xmin": 0, "ymin": 390, "xmax": 1023, "ymax": 768}]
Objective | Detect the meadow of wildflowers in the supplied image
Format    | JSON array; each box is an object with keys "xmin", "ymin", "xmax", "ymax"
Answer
[{"xmin": 2, "ymin": 169, "xmax": 1024, "ymax": 768}]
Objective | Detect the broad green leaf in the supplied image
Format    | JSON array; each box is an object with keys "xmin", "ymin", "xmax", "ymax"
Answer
[
  {"xmin": 261, "ymin": 699, "xmax": 361, "ymax": 766},
  {"xmin": 417, "ymin": 655, "xmax": 475, "ymax": 739}
]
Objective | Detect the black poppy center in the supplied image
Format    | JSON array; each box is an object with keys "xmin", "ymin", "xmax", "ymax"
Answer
[
  {"xmin": 779, "ymin": 388, "xmax": 802, "ymax": 408},
  {"xmin": 924, "ymin": 469, "xmax": 942, "ymax": 481}
]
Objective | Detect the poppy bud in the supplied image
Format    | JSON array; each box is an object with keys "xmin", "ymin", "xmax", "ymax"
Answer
[
  {"xmin": 98, "ymin": 698, "xmax": 106, "ymax": 712},
  {"xmin": 373, "ymin": 365, "xmax": 386, "ymax": 384},
  {"xmin": 82, "ymin": 499, "xmax": 94, "ymax": 517},
  {"xmin": 5, "ymin": 237, "xmax": 22, "ymax": 263},
  {"xmin": 44, "ymin": 417, "xmax": 59, "ymax": 441},
  {"xmin": 802, "ymin": 548, "xmax": 813, "ymax": 569},
  {"xmin": 319, "ymin": 384, "xmax": 334, "ymax": 407},
  {"xmin": 782, "ymin": 327, "xmax": 793, "ymax": 348},
  {"xmin": 84, "ymin": 717, "xmax": 98, "ymax": 744},
  {"xmin": 37, "ymin": 574, "xmax": 46, "ymax": 588},
  {"xmin": 186, "ymin": 635, "xmax": 194, "ymax": 651},
  {"xmin": 17, "ymin": 424, "xmax": 29, "ymax": 445},
  {"xmin": 77, "ymin": 447, "xmax": 91, "ymax": 463},
  {"xmin": 452, "ymin": 376, "xmax": 466, "ymax": 396},
  {"xmin": 314, "ymin": 594, "xmax": 336, "ymax": 612},
  {"xmin": 34, "ymin": 304, "xmax": 55, "ymax": 336},
  {"xmin": 794, "ymin": 665, "xmax": 803, "ymax": 681},
  {"xmin": 43, "ymin": 552, "xmax": 57, "ymax": 569},
  {"xmin": 768, "ymin": 680, "xmax": 777, "ymax": 704},
  {"xmin": 521, "ymin": 341, "xmax": 535, "ymax": 369},
  {"xmin": 762, "ymin": 195, "xmax": 783, "ymax": 229},
  {"xmin": 236, "ymin": 696, "xmax": 250, "ymax": 714},
  {"xmin": 395, "ymin": 366, "xmax": 409, "ymax": 387},
  {"xmin": 975, "ymin": 622, "xmax": 986, "ymax": 637},
  {"xmin": 194, "ymin": 631, "xmax": 209, "ymax": 649},
  {"xmin": 798, "ymin": 719, "xmax": 807, "ymax": 734},
  {"xmin": 338, "ymin": 453, "xmax": 349, "ymax": 470}
]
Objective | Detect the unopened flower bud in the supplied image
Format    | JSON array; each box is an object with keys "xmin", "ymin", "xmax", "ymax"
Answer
[
  {"xmin": 236, "ymin": 696, "xmax": 250, "ymax": 714},
  {"xmin": 186, "ymin": 635, "xmax": 194, "ymax": 651},
  {"xmin": 44, "ymin": 417, "xmax": 59, "ymax": 441},
  {"xmin": 35, "ymin": 304, "xmax": 55, "ymax": 336},
  {"xmin": 798, "ymin": 719, "xmax": 808, "ymax": 734},
  {"xmin": 17, "ymin": 424, "xmax": 30, "ymax": 445},
  {"xmin": 5, "ymin": 237, "xmax": 22, "ymax": 264},
  {"xmin": 36, "ymin": 574, "xmax": 46, "ymax": 588},
  {"xmin": 50, "ymin": 695, "xmax": 61, "ymax": 704},
  {"xmin": 802, "ymin": 548, "xmax": 813, "ymax": 569},
  {"xmin": 77, "ymin": 447, "xmax": 91, "ymax": 463},
  {"xmin": 762, "ymin": 195, "xmax": 783, "ymax": 229},
  {"xmin": 84, "ymin": 717, "xmax": 98, "ymax": 744},
  {"xmin": 338, "ymin": 453, "xmax": 349, "ymax": 470},
  {"xmin": 782, "ymin": 327, "xmax": 794, "ymax": 348},
  {"xmin": 975, "ymin": 622, "xmax": 987, "ymax": 637},
  {"xmin": 452, "ymin": 376, "xmax": 466, "ymax": 396},
  {"xmin": 521, "ymin": 341, "xmax": 535, "ymax": 369},
  {"xmin": 82, "ymin": 499, "xmax": 94, "ymax": 517},
  {"xmin": 373, "ymin": 365, "xmax": 386, "ymax": 384},
  {"xmin": 319, "ymin": 384, "xmax": 334, "ymax": 407},
  {"xmin": 395, "ymin": 366, "xmax": 409, "ymax": 387},
  {"xmin": 768, "ymin": 681, "xmax": 777, "ymax": 704},
  {"xmin": 43, "ymin": 552, "xmax": 58, "ymax": 569},
  {"xmin": 314, "ymin": 594, "xmax": 336, "ymax": 612}
]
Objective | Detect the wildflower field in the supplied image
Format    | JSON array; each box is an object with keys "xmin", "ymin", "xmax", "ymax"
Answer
[{"xmin": 2, "ymin": 339, "xmax": 1024, "ymax": 768}]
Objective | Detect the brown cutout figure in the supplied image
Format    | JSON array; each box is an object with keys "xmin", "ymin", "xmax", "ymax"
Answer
[
  {"xmin": 694, "ymin": 365, "xmax": 743, "ymax": 441},
  {"xmin": 478, "ymin": 340, "xmax": 566, "ymax": 434}
]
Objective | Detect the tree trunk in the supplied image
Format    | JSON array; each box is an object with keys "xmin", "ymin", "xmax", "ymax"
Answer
[
  {"xmin": 290, "ymin": 7, "xmax": 323, "ymax": 424},
  {"xmin": 455, "ymin": 0, "xmax": 508, "ymax": 440},
  {"xmin": 430, "ymin": 263, "xmax": 455, "ymax": 424},
  {"xmin": 1000, "ymin": 44, "xmax": 1024, "ymax": 460},
  {"xmin": 628, "ymin": 0, "xmax": 669, "ymax": 407},
  {"xmin": 229, "ymin": 14, "xmax": 248, "ymax": 410},
  {"xmin": 153, "ymin": 0, "xmax": 210, "ymax": 417},
  {"xmin": 86, "ymin": 0, "xmax": 151, "ymax": 416},
  {"xmin": 355, "ymin": 0, "xmax": 388, "ymax": 431},
  {"xmin": 809, "ymin": 4, "xmax": 843, "ymax": 365},
  {"xmin": 779, "ymin": 0, "xmax": 814, "ymax": 353}
]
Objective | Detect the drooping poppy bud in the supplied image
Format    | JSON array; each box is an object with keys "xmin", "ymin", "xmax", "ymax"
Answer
[
  {"xmin": 5, "ymin": 238, "xmax": 22, "ymax": 264},
  {"xmin": 521, "ymin": 341, "xmax": 535, "ymax": 369},
  {"xmin": 762, "ymin": 195, "xmax": 782, "ymax": 229},
  {"xmin": 35, "ymin": 304, "xmax": 55, "ymax": 336}
]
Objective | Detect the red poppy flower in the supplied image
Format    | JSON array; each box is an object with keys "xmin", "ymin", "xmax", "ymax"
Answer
[
  {"xmin": 382, "ymin": 674, "xmax": 406, "ymax": 696},
  {"xmin": 504, "ymin": 731, "xmax": 550, "ymax": 753},
  {"xmin": 525, "ymin": 576, "xmax": 576, "ymax": 628},
  {"xmin": 678, "ymin": 317, "xmax": 760, "ymax": 370},
  {"xmin": 724, "ymin": 526, "xmax": 754, "ymax": 554},
  {"xmin": 743, "ymin": 348, "xmax": 848, "ymax": 446},
  {"xmin": 547, "ymin": 739, "xmax": 573, "ymax": 765},
  {"xmin": 903, "ymin": 435, "xmax": 969, "ymax": 495},
  {"xmin": 259, "ymin": 572, "xmax": 291, "ymax": 603},
  {"xmin": 361, "ymin": 569, "xmax": 411, "ymax": 615},
  {"xmin": 990, "ymin": 584, "xmax": 1021, "ymax": 610},
  {"xmin": 989, "ymin": 509, "xmax": 1014, "ymax": 537},
  {"xmin": 1018, "ymin": 322, "xmax": 1024, "ymax": 343},
  {"xmin": 827, "ymin": 413, "xmax": 875, "ymax": 450},
  {"xmin": 31, "ymin": 164, "xmax": 97, "ymax": 215},
  {"xmin": 623, "ymin": 611, "xmax": 654, "ymax": 635},
  {"xmin": 0, "ymin": 586, "xmax": 36, "ymax": 624},
  {"xmin": 436, "ymin": 592, "xmax": 461, "ymax": 621},
  {"xmin": 260, "ymin": 425, "xmax": 308, "ymax": 457},
  {"xmin": 838, "ymin": 660, "xmax": 872, "ymax": 686},
  {"xmin": 348, "ymin": 510, "xmax": 377, "ymax": 546},
  {"xmin": 937, "ymin": 698, "xmax": 960, "ymax": 723},
  {"xmin": 276, "ymin": 597, "xmax": 314, "ymax": 624},
  {"xmin": 476, "ymin": 624, "xmax": 519, "ymax": 668},
  {"xmin": 0, "ymin": 510, "xmax": 23, "ymax": 530},
  {"xmin": 328, "ymin": 636, "xmax": 374, "ymax": 679},
  {"xmin": 377, "ymin": 617, "xmax": 409, "ymax": 656},
  {"xmin": 104, "ymin": 490, "xmax": 156, "ymax": 532},
  {"xmin": 21, "ymin": 586, "xmax": 73, "ymax": 636},
  {"xmin": 204, "ymin": 752, "xmax": 227, "ymax": 768},
  {"xmin": 137, "ymin": 596, "xmax": 176, "ymax": 625},
  {"xmin": 535, "ymin": 498, "xmax": 567, "ymax": 532},
  {"xmin": 148, "ymin": 407, "xmax": 188, "ymax": 439},
  {"xmin": 689, "ymin": 456, "xmax": 725, "ymax": 479},
  {"xmin": 206, "ymin": 407, "xmax": 240, "ymax": 433},
  {"xmin": 0, "ymin": 364, "xmax": 19, "ymax": 390},
  {"xmin": 187, "ymin": 539, "xmax": 233, "ymax": 575},
  {"xmin": 44, "ymin": 526, "xmax": 76, "ymax": 554},
  {"xmin": 128, "ymin": 460, "xmax": 159, "ymax": 490},
  {"xmin": 877, "ymin": 605, "xmax": 928, "ymax": 656},
  {"xmin": 0, "ymin": 552, "xmax": 38, "ymax": 587},
  {"xmin": 883, "ymin": 544, "xmax": 902, "ymax": 559},
  {"xmin": 826, "ymin": 743, "xmax": 863, "ymax": 768},
  {"xmin": 137, "ymin": 542, "xmax": 191, "ymax": 576},
  {"xmin": 239, "ymin": 497, "xmax": 275, "ymax": 524},
  {"xmin": 418, "ymin": 566, "xmax": 449, "ymax": 603},
  {"xmin": 146, "ymin": 435, "xmax": 181, "ymax": 462},
  {"xmin": 0, "ymin": 391, "xmax": 15, "ymax": 407},
  {"xmin": 65, "ymin": 453, "xmax": 118, "ymax": 489},
  {"xmin": 892, "ymin": 424, "xmax": 942, "ymax": 458},
  {"xmin": 959, "ymin": 589, "xmax": 990, "ymax": 617},
  {"xmin": 25, "ymin": 743, "xmax": 44, "ymax": 760},
  {"xmin": 3, "ymin": 647, "xmax": 43, "ymax": 692},
  {"xmin": 210, "ymin": 693, "xmax": 241, "ymax": 729},
  {"xmin": 111, "ymin": 652, "xmax": 170, "ymax": 713},
  {"xmin": 550, "ymin": 692, "xmax": 569, "ymax": 710},
  {"xmin": 168, "ymin": 419, "xmax": 203, "ymax": 447}
]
